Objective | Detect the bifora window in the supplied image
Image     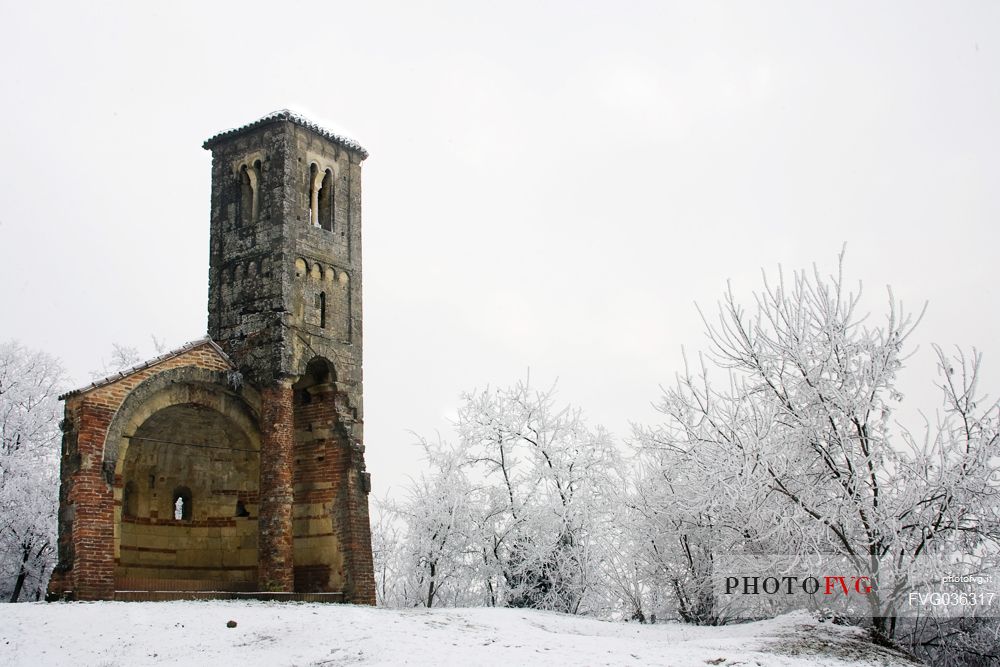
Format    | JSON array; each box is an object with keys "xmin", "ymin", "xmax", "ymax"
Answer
[{"xmin": 309, "ymin": 163, "xmax": 335, "ymax": 231}]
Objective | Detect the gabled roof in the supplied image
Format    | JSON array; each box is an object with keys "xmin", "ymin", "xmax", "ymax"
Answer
[
  {"xmin": 59, "ymin": 337, "xmax": 234, "ymax": 400},
  {"xmin": 202, "ymin": 109, "xmax": 369, "ymax": 159}
]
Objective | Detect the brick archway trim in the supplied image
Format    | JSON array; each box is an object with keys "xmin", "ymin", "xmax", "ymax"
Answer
[{"xmin": 102, "ymin": 367, "xmax": 262, "ymax": 485}]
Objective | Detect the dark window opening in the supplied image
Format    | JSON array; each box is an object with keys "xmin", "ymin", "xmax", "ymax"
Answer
[
  {"xmin": 308, "ymin": 163, "xmax": 319, "ymax": 225},
  {"xmin": 239, "ymin": 165, "xmax": 253, "ymax": 226},
  {"xmin": 318, "ymin": 169, "xmax": 334, "ymax": 231},
  {"xmin": 295, "ymin": 388, "xmax": 312, "ymax": 405},
  {"xmin": 172, "ymin": 486, "xmax": 192, "ymax": 521},
  {"xmin": 318, "ymin": 291, "xmax": 327, "ymax": 328},
  {"xmin": 235, "ymin": 500, "xmax": 249, "ymax": 517},
  {"xmin": 122, "ymin": 481, "xmax": 138, "ymax": 518},
  {"xmin": 308, "ymin": 164, "xmax": 334, "ymax": 231}
]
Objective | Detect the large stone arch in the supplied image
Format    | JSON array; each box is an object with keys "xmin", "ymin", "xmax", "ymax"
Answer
[
  {"xmin": 102, "ymin": 366, "xmax": 261, "ymax": 483},
  {"xmin": 101, "ymin": 366, "xmax": 263, "ymax": 593}
]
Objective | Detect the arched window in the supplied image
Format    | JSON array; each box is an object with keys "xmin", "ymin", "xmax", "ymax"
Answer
[
  {"xmin": 309, "ymin": 163, "xmax": 320, "ymax": 226},
  {"xmin": 239, "ymin": 162, "xmax": 259, "ymax": 226},
  {"xmin": 318, "ymin": 169, "xmax": 334, "ymax": 231},
  {"xmin": 122, "ymin": 481, "xmax": 138, "ymax": 519},
  {"xmin": 308, "ymin": 164, "xmax": 334, "ymax": 231},
  {"xmin": 251, "ymin": 159, "xmax": 261, "ymax": 220},
  {"xmin": 172, "ymin": 486, "xmax": 192, "ymax": 521}
]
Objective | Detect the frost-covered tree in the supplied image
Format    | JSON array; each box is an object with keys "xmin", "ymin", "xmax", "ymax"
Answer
[
  {"xmin": 636, "ymin": 254, "xmax": 1000, "ymax": 645},
  {"xmin": 379, "ymin": 438, "xmax": 481, "ymax": 608},
  {"xmin": 372, "ymin": 500, "xmax": 402, "ymax": 606},
  {"xmin": 591, "ymin": 485, "xmax": 671, "ymax": 623},
  {"xmin": 625, "ymin": 447, "xmax": 729, "ymax": 625},
  {"xmin": 376, "ymin": 253, "xmax": 999, "ymax": 662},
  {"xmin": 458, "ymin": 382, "xmax": 615, "ymax": 612},
  {"xmin": 378, "ymin": 379, "xmax": 621, "ymax": 614},
  {"xmin": 455, "ymin": 379, "xmax": 619, "ymax": 613},
  {"xmin": 0, "ymin": 341, "xmax": 66, "ymax": 602}
]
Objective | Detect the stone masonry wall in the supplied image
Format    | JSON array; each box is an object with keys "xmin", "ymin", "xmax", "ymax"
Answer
[
  {"xmin": 116, "ymin": 402, "xmax": 259, "ymax": 587},
  {"xmin": 204, "ymin": 116, "xmax": 373, "ymax": 604},
  {"xmin": 52, "ymin": 114, "xmax": 377, "ymax": 604}
]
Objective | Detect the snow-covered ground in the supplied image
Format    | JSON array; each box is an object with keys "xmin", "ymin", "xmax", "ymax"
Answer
[{"xmin": 2, "ymin": 602, "xmax": 917, "ymax": 666}]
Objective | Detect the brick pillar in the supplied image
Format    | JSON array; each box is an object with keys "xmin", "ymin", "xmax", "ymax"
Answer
[
  {"xmin": 71, "ymin": 469, "xmax": 116, "ymax": 600},
  {"xmin": 258, "ymin": 381, "xmax": 295, "ymax": 591},
  {"xmin": 329, "ymin": 391, "xmax": 376, "ymax": 605},
  {"xmin": 343, "ymin": 451, "xmax": 376, "ymax": 605},
  {"xmin": 63, "ymin": 403, "xmax": 116, "ymax": 600}
]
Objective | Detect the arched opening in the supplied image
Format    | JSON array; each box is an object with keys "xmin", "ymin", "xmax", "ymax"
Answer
[
  {"xmin": 308, "ymin": 163, "xmax": 320, "ymax": 226},
  {"xmin": 291, "ymin": 357, "xmax": 351, "ymax": 593},
  {"xmin": 318, "ymin": 168, "xmax": 334, "ymax": 231},
  {"xmin": 116, "ymin": 401, "xmax": 260, "ymax": 591},
  {"xmin": 308, "ymin": 164, "xmax": 334, "ymax": 231},
  {"xmin": 122, "ymin": 480, "xmax": 138, "ymax": 519},
  {"xmin": 172, "ymin": 486, "xmax": 192, "ymax": 521},
  {"xmin": 239, "ymin": 162, "xmax": 259, "ymax": 226},
  {"xmin": 294, "ymin": 357, "xmax": 336, "ymax": 406}
]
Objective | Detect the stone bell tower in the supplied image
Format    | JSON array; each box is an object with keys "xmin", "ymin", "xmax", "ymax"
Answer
[{"xmin": 202, "ymin": 110, "xmax": 373, "ymax": 601}]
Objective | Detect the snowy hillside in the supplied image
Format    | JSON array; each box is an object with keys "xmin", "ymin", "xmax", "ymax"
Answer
[{"xmin": 2, "ymin": 602, "xmax": 917, "ymax": 666}]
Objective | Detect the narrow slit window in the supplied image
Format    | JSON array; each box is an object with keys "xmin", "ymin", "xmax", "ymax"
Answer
[
  {"xmin": 240, "ymin": 166, "xmax": 252, "ymax": 225},
  {"xmin": 318, "ymin": 291, "xmax": 327, "ymax": 328},
  {"xmin": 122, "ymin": 481, "xmax": 138, "ymax": 518},
  {"xmin": 251, "ymin": 159, "xmax": 261, "ymax": 222},
  {"xmin": 308, "ymin": 163, "xmax": 320, "ymax": 226}
]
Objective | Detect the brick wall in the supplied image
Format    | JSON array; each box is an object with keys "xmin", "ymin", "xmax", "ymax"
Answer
[
  {"xmin": 48, "ymin": 342, "xmax": 237, "ymax": 601},
  {"xmin": 292, "ymin": 383, "xmax": 374, "ymax": 603}
]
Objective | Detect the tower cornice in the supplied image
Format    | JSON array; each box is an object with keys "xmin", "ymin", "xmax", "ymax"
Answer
[{"xmin": 203, "ymin": 109, "xmax": 368, "ymax": 159}]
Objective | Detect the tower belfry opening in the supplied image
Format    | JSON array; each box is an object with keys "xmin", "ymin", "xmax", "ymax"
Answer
[{"xmin": 48, "ymin": 110, "xmax": 375, "ymax": 604}]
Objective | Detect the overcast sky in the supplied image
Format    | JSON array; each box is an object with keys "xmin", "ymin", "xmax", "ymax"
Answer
[{"xmin": 1, "ymin": 1, "xmax": 998, "ymax": 497}]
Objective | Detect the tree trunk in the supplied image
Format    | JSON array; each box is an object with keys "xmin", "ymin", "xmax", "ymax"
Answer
[
  {"xmin": 426, "ymin": 561, "xmax": 436, "ymax": 608},
  {"xmin": 9, "ymin": 544, "xmax": 30, "ymax": 602}
]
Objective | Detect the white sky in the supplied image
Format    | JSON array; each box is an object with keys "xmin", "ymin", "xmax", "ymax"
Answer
[{"xmin": 1, "ymin": 1, "xmax": 998, "ymax": 498}]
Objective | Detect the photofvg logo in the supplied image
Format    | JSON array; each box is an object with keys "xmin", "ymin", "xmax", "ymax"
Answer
[
  {"xmin": 714, "ymin": 555, "xmax": 1000, "ymax": 620},
  {"xmin": 724, "ymin": 574, "xmax": 872, "ymax": 596}
]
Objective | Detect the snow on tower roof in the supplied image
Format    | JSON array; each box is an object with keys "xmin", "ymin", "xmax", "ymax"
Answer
[{"xmin": 202, "ymin": 109, "xmax": 369, "ymax": 158}]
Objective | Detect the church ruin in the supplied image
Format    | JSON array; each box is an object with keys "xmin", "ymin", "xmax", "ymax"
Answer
[{"xmin": 47, "ymin": 111, "xmax": 375, "ymax": 603}]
